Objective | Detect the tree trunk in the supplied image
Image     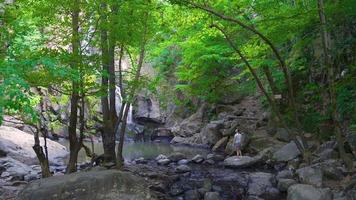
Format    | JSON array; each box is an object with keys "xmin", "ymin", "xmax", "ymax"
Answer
[
  {"xmin": 317, "ymin": 0, "xmax": 352, "ymax": 169},
  {"xmin": 116, "ymin": 13, "xmax": 149, "ymax": 168},
  {"xmin": 33, "ymin": 88, "xmax": 51, "ymax": 178},
  {"xmin": 66, "ymin": 0, "xmax": 81, "ymax": 173},
  {"xmin": 262, "ymin": 65, "xmax": 279, "ymax": 95},
  {"xmin": 100, "ymin": 2, "xmax": 116, "ymax": 163}
]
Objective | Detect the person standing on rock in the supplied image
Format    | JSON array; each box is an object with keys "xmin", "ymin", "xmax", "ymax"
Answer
[{"xmin": 234, "ymin": 129, "xmax": 243, "ymax": 157}]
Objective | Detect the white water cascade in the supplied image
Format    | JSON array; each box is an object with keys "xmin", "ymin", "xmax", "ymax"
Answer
[{"xmin": 115, "ymin": 86, "xmax": 133, "ymax": 125}]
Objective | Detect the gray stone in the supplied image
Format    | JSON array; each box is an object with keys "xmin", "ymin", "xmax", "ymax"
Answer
[
  {"xmin": 296, "ymin": 166, "xmax": 323, "ymax": 187},
  {"xmin": 273, "ymin": 141, "xmax": 301, "ymax": 162},
  {"xmin": 0, "ymin": 126, "xmax": 68, "ymax": 165},
  {"xmin": 17, "ymin": 170, "xmax": 158, "ymax": 200},
  {"xmin": 204, "ymin": 192, "xmax": 219, "ymax": 200},
  {"xmin": 248, "ymin": 172, "xmax": 279, "ymax": 199},
  {"xmin": 224, "ymin": 148, "xmax": 271, "ymax": 168},
  {"xmin": 175, "ymin": 165, "xmax": 191, "ymax": 173},
  {"xmin": 157, "ymin": 158, "xmax": 171, "ymax": 165},
  {"xmin": 155, "ymin": 154, "xmax": 167, "ymax": 161},
  {"xmin": 224, "ymin": 156, "xmax": 260, "ymax": 168},
  {"xmin": 276, "ymin": 170, "xmax": 294, "ymax": 180},
  {"xmin": 287, "ymin": 184, "xmax": 332, "ymax": 200},
  {"xmin": 184, "ymin": 189, "xmax": 200, "ymax": 200},
  {"xmin": 206, "ymin": 154, "xmax": 224, "ymax": 162},
  {"xmin": 171, "ymin": 104, "xmax": 207, "ymax": 137},
  {"xmin": 191, "ymin": 154, "xmax": 204, "ymax": 163},
  {"xmin": 212, "ymin": 137, "xmax": 228, "ymax": 152},
  {"xmin": 0, "ymin": 157, "xmax": 35, "ymax": 181},
  {"xmin": 134, "ymin": 157, "xmax": 147, "ymax": 164},
  {"xmin": 168, "ymin": 152, "xmax": 186, "ymax": 162},
  {"xmin": 275, "ymin": 128, "xmax": 290, "ymax": 142},
  {"xmin": 177, "ymin": 159, "xmax": 189, "ymax": 165},
  {"xmin": 277, "ymin": 179, "xmax": 297, "ymax": 192}
]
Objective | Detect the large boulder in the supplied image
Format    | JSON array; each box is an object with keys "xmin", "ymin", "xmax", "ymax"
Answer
[
  {"xmin": 287, "ymin": 184, "xmax": 332, "ymax": 200},
  {"xmin": 171, "ymin": 104, "xmax": 207, "ymax": 137},
  {"xmin": 135, "ymin": 95, "xmax": 162, "ymax": 123},
  {"xmin": 247, "ymin": 129, "xmax": 285, "ymax": 154},
  {"xmin": 168, "ymin": 152, "xmax": 186, "ymax": 162},
  {"xmin": 247, "ymin": 172, "xmax": 280, "ymax": 200},
  {"xmin": 197, "ymin": 120, "xmax": 224, "ymax": 146},
  {"xmin": 0, "ymin": 157, "xmax": 35, "ymax": 181},
  {"xmin": 277, "ymin": 179, "xmax": 297, "ymax": 192},
  {"xmin": 296, "ymin": 166, "xmax": 323, "ymax": 187},
  {"xmin": 224, "ymin": 148, "xmax": 271, "ymax": 168},
  {"xmin": 273, "ymin": 141, "xmax": 301, "ymax": 162},
  {"xmin": 212, "ymin": 136, "xmax": 228, "ymax": 151},
  {"xmin": 0, "ymin": 126, "xmax": 68, "ymax": 165},
  {"xmin": 17, "ymin": 170, "xmax": 158, "ymax": 200},
  {"xmin": 224, "ymin": 156, "xmax": 261, "ymax": 168}
]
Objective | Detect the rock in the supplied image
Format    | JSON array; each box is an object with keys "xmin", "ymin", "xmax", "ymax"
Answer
[
  {"xmin": 224, "ymin": 156, "xmax": 260, "ymax": 168},
  {"xmin": 248, "ymin": 135, "xmax": 285, "ymax": 154},
  {"xmin": 277, "ymin": 178, "xmax": 297, "ymax": 192},
  {"xmin": 175, "ymin": 165, "xmax": 191, "ymax": 173},
  {"xmin": 212, "ymin": 137, "xmax": 228, "ymax": 151},
  {"xmin": 198, "ymin": 120, "xmax": 224, "ymax": 146},
  {"xmin": 203, "ymin": 159, "xmax": 215, "ymax": 165},
  {"xmin": 0, "ymin": 148, "xmax": 6, "ymax": 157},
  {"xmin": 155, "ymin": 154, "xmax": 167, "ymax": 161},
  {"xmin": 157, "ymin": 158, "xmax": 171, "ymax": 165},
  {"xmin": 0, "ymin": 126, "xmax": 68, "ymax": 165},
  {"xmin": 276, "ymin": 170, "xmax": 294, "ymax": 180},
  {"xmin": 287, "ymin": 184, "xmax": 332, "ymax": 200},
  {"xmin": 134, "ymin": 157, "xmax": 147, "ymax": 164},
  {"xmin": 346, "ymin": 134, "xmax": 356, "ymax": 156},
  {"xmin": 184, "ymin": 189, "xmax": 200, "ymax": 200},
  {"xmin": 191, "ymin": 154, "xmax": 204, "ymax": 163},
  {"xmin": 168, "ymin": 152, "xmax": 186, "ymax": 162},
  {"xmin": 135, "ymin": 95, "xmax": 162, "ymax": 123},
  {"xmin": 247, "ymin": 172, "xmax": 279, "ymax": 200},
  {"xmin": 17, "ymin": 170, "xmax": 158, "ymax": 200},
  {"xmin": 206, "ymin": 153, "xmax": 224, "ymax": 162},
  {"xmin": 0, "ymin": 157, "xmax": 35, "ymax": 181},
  {"xmin": 204, "ymin": 192, "xmax": 220, "ymax": 200},
  {"xmin": 296, "ymin": 166, "xmax": 323, "ymax": 187},
  {"xmin": 224, "ymin": 148, "xmax": 271, "ymax": 168},
  {"xmin": 275, "ymin": 128, "xmax": 290, "ymax": 142},
  {"xmin": 171, "ymin": 104, "xmax": 207, "ymax": 137},
  {"xmin": 177, "ymin": 159, "xmax": 189, "ymax": 165},
  {"xmin": 313, "ymin": 148, "xmax": 338, "ymax": 163},
  {"xmin": 153, "ymin": 128, "xmax": 173, "ymax": 137},
  {"xmin": 273, "ymin": 141, "xmax": 301, "ymax": 162}
]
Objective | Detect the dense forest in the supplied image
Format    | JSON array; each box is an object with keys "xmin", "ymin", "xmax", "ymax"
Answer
[{"xmin": 0, "ymin": 0, "xmax": 355, "ymax": 200}]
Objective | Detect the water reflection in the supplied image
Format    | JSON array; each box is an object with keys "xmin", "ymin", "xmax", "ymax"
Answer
[{"xmin": 58, "ymin": 140, "xmax": 210, "ymax": 163}]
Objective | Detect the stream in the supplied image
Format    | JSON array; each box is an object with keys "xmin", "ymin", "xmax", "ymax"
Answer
[{"xmin": 58, "ymin": 139, "xmax": 210, "ymax": 164}]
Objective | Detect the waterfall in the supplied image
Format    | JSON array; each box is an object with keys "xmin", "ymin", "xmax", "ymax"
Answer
[{"xmin": 115, "ymin": 86, "xmax": 133, "ymax": 124}]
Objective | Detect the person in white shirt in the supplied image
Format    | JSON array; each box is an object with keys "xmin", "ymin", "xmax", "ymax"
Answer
[{"xmin": 234, "ymin": 129, "xmax": 243, "ymax": 157}]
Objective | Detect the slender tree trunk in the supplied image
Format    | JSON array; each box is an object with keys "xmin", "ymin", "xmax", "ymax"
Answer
[
  {"xmin": 66, "ymin": 0, "xmax": 81, "ymax": 173},
  {"xmin": 116, "ymin": 13, "xmax": 149, "ymax": 168},
  {"xmin": 262, "ymin": 65, "xmax": 279, "ymax": 95},
  {"xmin": 33, "ymin": 88, "xmax": 51, "ymax": 178},
  {"xmin": 212, "ymin": 24, "xmax": 305, "ymax": 152},
  {"xmin": 108, "ymin": 4, "xmax": 119, "ymax": 126},
  {"xmin": 100, "ymin": 2, "xmax": 116, "ymax": 163},
  {"xmin": 317, "ymin": 0, "xmax": 352, "ymax": 169}
]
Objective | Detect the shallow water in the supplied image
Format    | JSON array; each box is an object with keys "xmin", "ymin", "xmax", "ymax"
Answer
[{"xmin": 58, "ymin": 139, "xmax": 210, "ymax": 163}]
